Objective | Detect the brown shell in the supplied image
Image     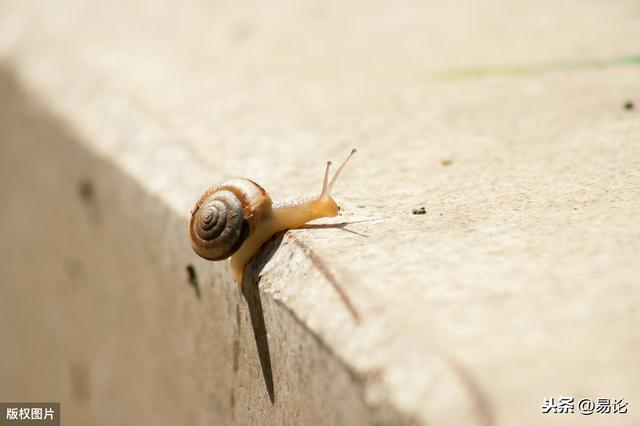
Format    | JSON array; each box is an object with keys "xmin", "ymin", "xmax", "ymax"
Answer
[{"xmin": 188, "ymin": 178, "xmax": 271, "ymax": 260}]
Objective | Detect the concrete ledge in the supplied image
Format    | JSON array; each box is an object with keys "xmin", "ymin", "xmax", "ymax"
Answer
[
  {"xmin": 1, "ymin": 1, "xmax": 640, "ymax": 425},
  {"xmin": 0, "ymin": 68, "xmax": 406, "ymax": 425}
]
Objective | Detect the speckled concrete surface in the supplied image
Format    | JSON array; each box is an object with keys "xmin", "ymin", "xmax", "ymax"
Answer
[{"xmin": 1, "ymin": 1, "xmax": 639, "ymax": 425}]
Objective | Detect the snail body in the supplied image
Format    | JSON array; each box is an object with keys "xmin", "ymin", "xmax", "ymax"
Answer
[{"xmin": 189, "ymin": 149, "xmax": 356, "ymax": 283}]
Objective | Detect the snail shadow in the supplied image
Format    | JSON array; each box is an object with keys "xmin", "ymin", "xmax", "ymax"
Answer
[
  {"xmin": 240, "ymin": 232, "xmax": 285, "ymax": 405},
  {"xmin": 239, "ymin": 220, "xmax": 369, "ymax": 403},
  {"xmin": 300, "ymin": 220, "xmax": 371, "ymax": 238}
]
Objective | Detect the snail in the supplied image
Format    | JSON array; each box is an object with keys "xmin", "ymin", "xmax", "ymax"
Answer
[{"xmin": 189, "ymin": 149, "xmax": 356, "ymax": 283}]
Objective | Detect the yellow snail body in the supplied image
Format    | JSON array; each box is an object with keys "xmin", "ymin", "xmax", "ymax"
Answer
[{"xmin": 189, "ymin": 149, "xmax": 356, "ymax": 283}]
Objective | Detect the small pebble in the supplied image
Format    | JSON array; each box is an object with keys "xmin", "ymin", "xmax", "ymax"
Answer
[{"xmin": 624, "ymin": 100, "xmax": 634, "ymax": 111}]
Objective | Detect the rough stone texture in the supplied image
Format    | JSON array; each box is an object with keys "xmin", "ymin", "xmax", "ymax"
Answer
[{"xmin": 1, "ymin": 1, "xmax": 639, "ymax": 425}]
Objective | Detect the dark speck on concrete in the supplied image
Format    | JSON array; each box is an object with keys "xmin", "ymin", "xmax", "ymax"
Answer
[
  {"xmin": 624, "ymin": 100, "xmax": 634, "ymax": 111},
  {"xmin": 78, "ymin": 179, "xmax": 95, "ymax": 202},
  {"xmin": 412, "ymin": 207, "xmax": 426, "ymax": 215},
  {"xmin": 186, "ymin": 264, "xmax": 201, "ymax": 299}
]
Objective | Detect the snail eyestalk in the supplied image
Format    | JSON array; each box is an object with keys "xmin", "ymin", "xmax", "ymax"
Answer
[
  {"xmin": 327, "ymin": 148, "xmax": 357, "ymax": 197},
  {"xmin": 320, "ymin": 161, "xmax": 332, "ymax": 198}
]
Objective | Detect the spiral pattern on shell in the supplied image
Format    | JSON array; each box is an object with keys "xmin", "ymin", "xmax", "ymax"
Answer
[{"xmin": 189, "ymin": 179, "xmax": 270, "ymax": 261}]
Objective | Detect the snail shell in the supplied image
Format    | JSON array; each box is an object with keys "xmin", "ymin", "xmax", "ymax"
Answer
[{"xmin": 188, "ymin": 178, "xmax": 271, "ymax": 260}]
